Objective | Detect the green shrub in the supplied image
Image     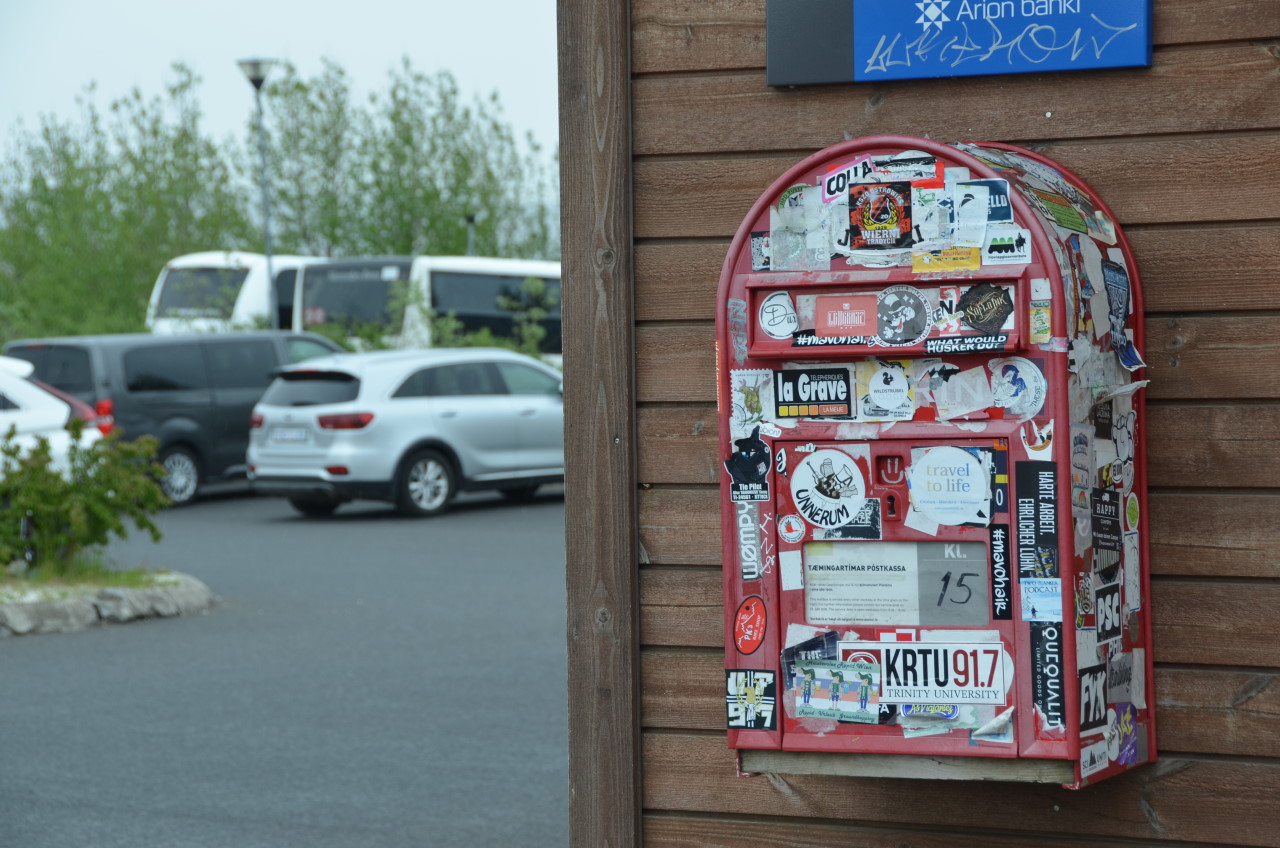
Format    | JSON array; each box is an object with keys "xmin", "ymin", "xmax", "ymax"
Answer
[{"xmin": 0, "ymin": 421, "xmax": 168, "ymax": 576}]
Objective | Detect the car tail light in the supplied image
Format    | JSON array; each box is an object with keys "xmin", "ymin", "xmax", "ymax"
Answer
[
  {"xmin": 317, "ymin": 412, "xmax": 374, "ymax": 430},
  {"xmin": 250, "ymin": 413, "xmax": 264, "ymax": 429},
  {"xmin": 94, "ymin": 399, "xmax": 115, "ymax": 435},
  {"xmin": 30, "ymin": 379, "xmax": 104, "ymax": 433},
  {"xmin": 325, "ymin": 465, "xmax": 350, "ymax": 476}
]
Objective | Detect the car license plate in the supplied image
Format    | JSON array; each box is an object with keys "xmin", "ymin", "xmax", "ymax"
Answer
[{"xmin": 271, "ymin": 427, "xmax": 310, "ymax": 444}]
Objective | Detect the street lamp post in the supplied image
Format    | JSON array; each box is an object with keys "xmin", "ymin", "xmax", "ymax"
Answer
[{"xmin": 237, "ymin": 58, "xmax": 278, "ymax": 328}]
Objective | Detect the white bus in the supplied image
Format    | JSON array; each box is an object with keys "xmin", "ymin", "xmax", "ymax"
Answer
[
  {"xmin": 293, "ymin": 255, "xmax": 562, "ymax": 360},
  {"xmin": 146, "ymin": 251, "xmax": 327, "ymax": 334}
]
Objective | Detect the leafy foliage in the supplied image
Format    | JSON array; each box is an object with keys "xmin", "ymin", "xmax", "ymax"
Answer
[
  {"xmin": 0, "ymin": 422, "xmax": 168, "ymax": 575},
  {"xmin": 0, "ymin": 66, "xmax": 253, "ymax": 339}
]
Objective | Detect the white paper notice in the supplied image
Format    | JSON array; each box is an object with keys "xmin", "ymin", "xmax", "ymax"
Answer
[{"xmin": 781, "ymin": 549, "xmax": 804, "ymax": 591}]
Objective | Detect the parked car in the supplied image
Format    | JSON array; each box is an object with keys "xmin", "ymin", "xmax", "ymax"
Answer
[
  {"xmin": 248, "ymin": 348, "xmax": 564, "ymax": 516},
  {"xmin": 3, "ymin": 331, "xmax": 343, "ymax": 504},
  {"xmin": 0, "ymin": 355, "xmax": 102, "ymax": 476}
]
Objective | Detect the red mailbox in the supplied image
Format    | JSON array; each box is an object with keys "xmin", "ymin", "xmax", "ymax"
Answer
[{"xmin": 718, "ymin": 136, "xmax": 1153, "ymax": 787}]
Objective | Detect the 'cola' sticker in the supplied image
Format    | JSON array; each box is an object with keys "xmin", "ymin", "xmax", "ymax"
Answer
[{"xmin": 790, "ymin": 449, "xmax": 867, "ymax": 529}]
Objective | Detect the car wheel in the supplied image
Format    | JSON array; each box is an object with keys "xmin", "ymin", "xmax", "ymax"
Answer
[
  {"xmin": 500, "ymin": 484, "xmax": 539, "ymax": 503},
  {"xmin": 288, "ymin": 497, "xmax": 341, "ymax": 517},
  {"xmin": 396, "ymin": 449, "xmax": 455, "ymax": 516},
  {"xmin": 159, "ymin": 446, "xmax": 200, "ymax": 506}
]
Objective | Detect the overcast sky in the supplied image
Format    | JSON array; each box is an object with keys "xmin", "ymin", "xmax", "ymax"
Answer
[{"xmin": 0, "ymin": 0, "xmax": 560, "ymax": 151}]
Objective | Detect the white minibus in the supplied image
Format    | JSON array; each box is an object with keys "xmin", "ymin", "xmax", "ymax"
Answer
[
  {"xmin": 293, "ymin": 255, "xmax": 561, "ymax": 360},
  {"xmin": 146, "ymin": 251, "xmax": 327, "ymax": 334}
]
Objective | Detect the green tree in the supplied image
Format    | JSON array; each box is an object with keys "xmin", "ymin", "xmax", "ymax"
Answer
[
  {"xmin": 0, "ymin": 65, "xmax": 253, "ymax": 339},
  {"xmin": 262, "ymin": 58, "xmax": 559, "ymax": 261}
]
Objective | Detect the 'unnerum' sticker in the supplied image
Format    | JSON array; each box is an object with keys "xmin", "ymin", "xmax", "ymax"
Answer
[{"xmin": 790, "ymin": 449, "xmax": 867, "ymax": 529}]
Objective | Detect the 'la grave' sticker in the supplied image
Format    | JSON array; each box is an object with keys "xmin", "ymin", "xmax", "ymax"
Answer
[{"xmin": 790, "ymin": 449, "xmax": 867, "ymax": 528}]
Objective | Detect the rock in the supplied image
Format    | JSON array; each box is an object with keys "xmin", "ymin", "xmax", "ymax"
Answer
[{"xmin": 0, "ymin": 572, "xmax": 216, "ymax": 636}]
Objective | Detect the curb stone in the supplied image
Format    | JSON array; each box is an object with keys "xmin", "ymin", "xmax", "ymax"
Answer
[{"xmin": 0, "ymin": 572, "xmax": 216, "ymax": 637}]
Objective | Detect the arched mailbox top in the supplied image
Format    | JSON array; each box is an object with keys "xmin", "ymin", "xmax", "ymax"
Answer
[{"xmin": 715, "ymin": 136, "xmax": 1153, "ymax": 789}]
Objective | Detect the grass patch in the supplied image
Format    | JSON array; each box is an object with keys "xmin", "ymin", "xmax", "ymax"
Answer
[{"xmin": 1, "ymin": 548, "xmax": 169, "ymax": 603}]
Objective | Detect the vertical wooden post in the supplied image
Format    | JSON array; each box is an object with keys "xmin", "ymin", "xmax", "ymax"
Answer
[{"xmin": 558, "ymin": 0, "xmax": 639, "ymax": 844}]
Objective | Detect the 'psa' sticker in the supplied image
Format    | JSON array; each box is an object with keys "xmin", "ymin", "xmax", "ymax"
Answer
[{"xmin": 733, "ymin": 596, "xmax": 767, "ymax": 655}]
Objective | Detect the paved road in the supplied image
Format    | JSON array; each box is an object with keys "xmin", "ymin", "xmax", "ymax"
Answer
[{"xmin": 0, "ymin": 489, "xmax": 568, "ymax": 847}]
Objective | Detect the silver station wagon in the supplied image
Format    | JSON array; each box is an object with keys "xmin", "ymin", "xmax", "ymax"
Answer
[{"xmin": 247, "ymin": 348, "xmax": 564, "ymax": 516}]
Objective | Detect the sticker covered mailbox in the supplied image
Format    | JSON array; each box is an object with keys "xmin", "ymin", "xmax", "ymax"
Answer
[{"xmin": 717, "ymin": 136, "xmax": 1154, "ymax": 787}]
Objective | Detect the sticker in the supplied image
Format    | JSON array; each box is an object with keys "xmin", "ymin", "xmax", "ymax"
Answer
[
  {"xmin": 1123, "ymin": 532, "xmax": 1141, "ymax": 612},
  {"xmin": 1030, "ymin": 622, "xmax": 1066, "ymax": 732},
  {"xmin": 873, "ymin": 152, "xmax": 942, "ymax": 185},
  {"xmin": 1095, "ymin": 581, "xmax": 1123, "ymax": 647},
  {"xmin": 1106, "ymin": 650, "xmax": 1138, "ymax": 704},
  {"xmin": 1101, "ymin": 259, "xmax": 1131, "ymax": 352},
  {"xmin": 907, "ymin": 446, "xmax": 992, "ymax": 526},
  {"xmin": 795, "ymin": 659, "xmax": 881, "ymax": 723},
  {"xmin": 1015, "ymin": 461, "xmax": 1058, "ymax": 578},
  {"xmin": 819, "ymin": 155, "xmax": 875, "ymax": 202},
  {"xmin": 774, "ymin": 369, "xmax": 852, "ymax": 419},
  {"xmin": 983, "ymin": 226, "xmax": 1032, "ymax": 265},
  {"xmin": 1080, "ymin": 738, "xmax": 1110, "ymax": 779},
  {"xmin": 858, "ymin": 361, "xmax": 915, "ymax": 421},
  {"xmin": 1021, "ymin": 186, "xmax": 1088, "ymax": 233},
  {"xmin": 1092, "ymin": 488, "xmax": 1123, "ymax": 581},
  {"xmin": 779, "ymin": 513, "xmax": 806, "ymax": 544},
  {"xmin": 1021, "ymin": 578, "xmax": 1063, "ymax": 622},
  {"xmin": 758, "ymin": 291, "xmax": 798, "ymax": 339},
  {"xmin": 911, "ymin": 247, "xmax": 981, "ymax": 273},
  {"xmin": 838, "ymin": 641, "xmax": 1009, "ymax": 705},
  {"xmin": 876, "ymin": 285, "xmax": 931, "ymax": 346},
  {"xmin": 923, "ymin": 334, "xmax": 1009, "ymax": 355},
  {"xmin": 958, "ymin": 283, "xmax": 1014, "ymax": 333},
  {"xmin": 750, "ymin": 230, "xmax": 771, "ymax": 271},
  {"xmin": 1074, "ymin": 571, "xmax": 1095, "ymax": 631},
  {"xmin": 950, "ymin": 182, "xmax": 989, "ymax": 247},
  {"xmin": 1079, "ymin": 663, "xmax": 1108, "ymax": 736},
  {"xmin": 726, "ymin": 299, "xmax": 749, "ymax": 365},
  {"xmin": 726, "ymin": 669, "xmax": 777, "ymax": 730},
  {"xmin": 780, "ymin": 549, "xmax": 804, "ymax": 591},
  {"xmin": 803, "ymin": 540, "xmax": 988, "ymax": 627},
  {"xmin": 1070, "ymin": 425, "xmax": 1093, "ymax": 518},
  {"xmin": 957, "ymin": 178, "xmax": 1013, "ymax": 224},
  {"xmin": 849, "ymin": 182, "xmax": 914, "ymax": 250},
  {"xmin": 729, "ymin": 369, "xmax": 772, "ymax": 437},
  {"xmin": 781, "ymin": 629, "xmax": 838, "ymax": 691},
  {"xmin": 989, "ymin": 357, "xmax": 1046, "ymax": 418},
  {"xmin": 931, "ymin": 366, "xmax": 992, "ymax": 420},
  {"xmin": 1114, "ymin": 702, "xmax": 1139, "ymax": 764},
  {"xmin": 990, "ymin": 524, "xmax": 1012, "ymax": 621},
  {"xmin": 725, "ymin": 426, "xmax": 770, "ymax": 502},
  {"xmin": 1021, "ymin": 419, "xmax": 1054, "ymax": 453},
  {"xmin": 811, "ymin": 498, "xmax": 882, "ymax": 541},
  {"xmin": 1030, "ymin": 300, "xmax": 1051, "ymax": 344},
  {"xmin": 735, "ymin": 500, "xmax": 764, "ymax": 581},
  {"xmin": 733, "ymin": 595, "xmax": 767, "ymax": 655},
  {"xmin": 790, "ymin": 449, "xmax": 867, "ymax": 529},
  {"xmin": 1094, "ymin": 399, "xmax": 1114, "ymax": 440},
  {"xmin": 814, "ymin": 294, "xmax": 876, "ymax": 337},
  {"xmin": 901, "ymin": 704, "xmax": 960, "ymax": 720}
]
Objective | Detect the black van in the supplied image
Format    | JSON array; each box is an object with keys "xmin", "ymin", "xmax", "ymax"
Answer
[{"xmin": 3, "ymin": 331, "xmax": 343, "ymax": 504}]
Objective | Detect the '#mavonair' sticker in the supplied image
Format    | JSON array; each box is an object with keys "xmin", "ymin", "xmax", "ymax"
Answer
[{"xmin": 790, "ymin": 449, "xmax": 867, "ymax": 529}]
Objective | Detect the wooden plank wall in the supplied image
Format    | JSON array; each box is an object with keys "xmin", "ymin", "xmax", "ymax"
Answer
[{"xmin": 625, "ymin": 1, "xmax": 1280, "ymax": 845}]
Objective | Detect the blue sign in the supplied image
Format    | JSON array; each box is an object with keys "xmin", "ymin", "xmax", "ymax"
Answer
[{"xmin": 852, "ymin": 0, "xmax": 1152, "ymax": 82}]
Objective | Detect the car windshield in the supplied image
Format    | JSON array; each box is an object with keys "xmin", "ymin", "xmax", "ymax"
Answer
[
  {"xmin": 261, "ymin": 371, "xmax": 360, "ymax": 406},
  {"xmin": 156, "ymin": 267, "xmax": 250, "ymax": 318}
]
